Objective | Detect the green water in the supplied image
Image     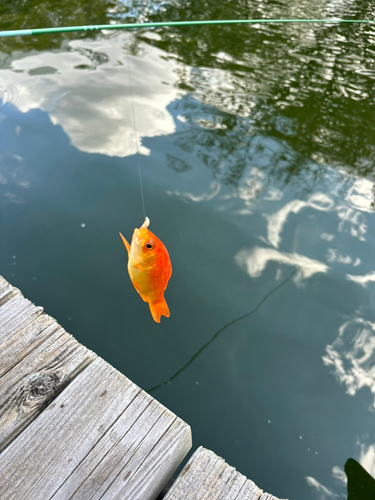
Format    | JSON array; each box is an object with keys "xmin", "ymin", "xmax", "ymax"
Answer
[{"xmin": 2, "ymin": 1, "xmax": 375, "ymax": 498}]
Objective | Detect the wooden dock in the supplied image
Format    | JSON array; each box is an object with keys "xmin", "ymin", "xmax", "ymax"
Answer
[{"xmin": 0, "ymin": 275, "xmax": 284, "ymax": 499}]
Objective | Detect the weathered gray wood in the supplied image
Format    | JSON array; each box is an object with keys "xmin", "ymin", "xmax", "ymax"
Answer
[
  {"xmin": 204, "ymin": 464, "xmax": 246, "ymax": 500},
  {"xmin": 0, "ymin": 275, "xmax": 10, "ymax": 291},
  {"xmin": 0, "ymin": 294, "xmax": 43, "ymax": 337},
  {"xmin": 218, "ymin": 471, "xmax": 248, "ymax": 500},
  {"xmin": 164, "ymin": 447, "xmax": 284, "ymax": 500},
  {"xmin": 110, "ymin": 415, "xmax": 191, "ymax": 500},
  {"xmin": 0, "ymin": 276, "xmax": 19, "ymax": 305},
  {"xmin": 0, "ymin": 277, "xmax": 80, "ymax": 380},
  {"xmin": 0, "ymin": 275, "xmax": 14, "ymax": 293},
  {"xmin": 236, "ymin": 478, "xmax": 263, "ymax": 500},
  {"xmin": 0, "ymin": 314, "xmax": 61, "ymax": 377},
  {"xmin": 0, "ymin": 277, "xmax": 97, "ymax": 455},
  {"xmin": 52, "ymin": 392, "xmax": 191, "ymax": 500},
  {"xmin": 0, "ymin": 356, "xmax": 191, "ymax": 500},
  {"xmin": 0, "ymin": 326, "xmax": 95, "ymax": 453},
  {"xmin": 259, "ymin": 495, "xmax": 282, "ymax": 500},
  {"xmin": 196, "ymin": 455, "xmax": 228, "ymax": 499},
  {"xmin": 50, "ymin": 388, "xmax": 153, "ymax": 500}
]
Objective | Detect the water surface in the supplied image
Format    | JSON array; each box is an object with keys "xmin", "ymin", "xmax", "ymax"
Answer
[{"xmin": 1, "ymin": 1, "xmax": 375, "ymax": 498}]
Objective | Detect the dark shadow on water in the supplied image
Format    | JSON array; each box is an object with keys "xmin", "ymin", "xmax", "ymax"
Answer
[
  {"xmin": 147, "ymin": 267, "xmax": 298, "ymax": 393},
  {"xmin": 345, "ymin": 458, "xmax": 375, "ymax": 500}
]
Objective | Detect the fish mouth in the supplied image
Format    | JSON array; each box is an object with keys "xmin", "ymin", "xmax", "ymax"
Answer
[
  {"xmin": 134, "ymin": 217, "xmax": 150, "ymax": 239},
  {"xmin": 134, "ymin": 217, "xmax": 150, "ymax": 242}
]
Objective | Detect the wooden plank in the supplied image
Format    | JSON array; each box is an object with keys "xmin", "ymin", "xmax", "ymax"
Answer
[
  {"xmin": 50, "ymin": 388, "xmax": 153, "ymax": 500},
  {"xmin": 205, "ymin": 465, "xmax": 247, "ymax": 500},
  {"xmin": 0, "ymin": 327, "xmax": 95, "ymax": 453},
  {"xmin": 0, "ymin": 276, "xmax": 19, "ymax": 305},
  {"xmin": 236, "ymin": 479, "xmax": 263, "ymax": 500},
  {"xmin": 0, "ymin": 358, "xmax": 133, "ymax": 499},
  {"xmin": 162, "ymin": 448, "xmax": 210, "ymax": 499},
  {"xmin": 0, "ymin": 276, "xmax": 70, "ymax": 379},
  {"xmin": 0, "ymin": 275, "xmax": 9, "ymax": 290},
  {"xmin": 259, "ymin": 495, "xmax": 282, "ymax": 500},
  {"xmin": 110, "ymin": 415, "xmax": 191, "ymax": 500},
  {"xmin": 0, "ymin": 294, "xmax": 43, "ymax": 337},
  {"xmin": 0, "ymin": 357, "xmax": 191, "ymax": 500},
  {"xmin": 0, "ymin": 275, "xmax": 13, "ymax": 294},
  {"xmin": 0, "ymin": 314, "xmax": 60, "ymax": 378},
  {"xmin": 53, "ymin": 394, "xmax": 191, "ymax": 500},
  {"xmin": 163, "ymin": 447, "xmax": 283, "ymax": 500},
  {"xmin": 195, "ymin": 454, "xmax": 228, "ymax": 499},
  {"xmin": 163, "ymin": 447, "xmax": 216, "ymax": 499}
]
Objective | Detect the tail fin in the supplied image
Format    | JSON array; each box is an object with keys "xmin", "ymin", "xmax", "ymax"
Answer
[{"xmin": 149, "ymin": 298, "xmax": 170, "ymax": 323}]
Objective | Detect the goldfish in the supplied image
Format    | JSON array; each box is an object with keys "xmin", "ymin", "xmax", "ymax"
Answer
[{"xmin": 119, "ymin": 217, "xmax": 172, "ymax": 323}]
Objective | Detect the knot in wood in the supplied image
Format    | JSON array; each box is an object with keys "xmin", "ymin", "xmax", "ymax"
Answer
[{"xmin": 26, "ymin": 373, "xmax": 59, "ymax": 400}]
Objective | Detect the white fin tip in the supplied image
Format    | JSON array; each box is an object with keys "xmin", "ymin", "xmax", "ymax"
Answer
[{"xmin": 141, "ymin": 217, "xmax": 150, "ymax": 228}]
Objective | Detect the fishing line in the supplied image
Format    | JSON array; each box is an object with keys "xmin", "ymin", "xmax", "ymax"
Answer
[
  {"xmin": 1, "ymin": 19, "xmax": 375, "ymax": 37},
  {"xmin": 126, "ymin": 49, "xmax": 146, "ymax": 220},
  {"xmin": 147, "ymin": 266, "xmax": 300, "ymax": 393}
]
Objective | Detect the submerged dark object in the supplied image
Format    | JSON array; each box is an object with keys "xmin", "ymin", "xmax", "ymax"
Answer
[{"xmin": 345, "ymin": 458, "xmax": 375, "ymax": 500}]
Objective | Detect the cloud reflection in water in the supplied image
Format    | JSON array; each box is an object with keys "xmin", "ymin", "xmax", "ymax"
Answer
[
  {"xmin": 235, "ymin": 247, "xmax": 328, "ymax": 286},
  {"xmin": 359, "ymin": 442, "xmax": 375, "ymax": 478},
  {"xmin": 305, "ymin": 476, "xmax": 336, "ymax": 500},
  {"xmin": 0, "ymin": 35, "xmax": 179, "ymax": 157},
  {"xmin": 266, "ymin": 193, "xmax": 334, "ymax": 248},
  {"xmin": 347, "ymin": 271, "xmax": 375, "ymax": 287},
  {"xmin": 323, "ymin": 318, "xmax": 375, "ymax": 409}
]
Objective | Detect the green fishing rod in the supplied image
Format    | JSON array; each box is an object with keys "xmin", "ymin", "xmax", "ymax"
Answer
[{"xmin": 1, "ymin": 18, "xmax": 375, "ymax": 38}]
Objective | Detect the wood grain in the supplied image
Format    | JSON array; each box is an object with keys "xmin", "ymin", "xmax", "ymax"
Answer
[
  {"xmin": 0, "ymin": 277, "xmax": 75, "ymax": 379},
  {"xmin": 0, "ymin": 276, "xmax": 19, "ymax": 306},
  {"xmin": 0, "ymin": 276, "xmax": 96, "ymax": 456},
  {"xmin": 0, "ymin": 294, "xmax": 43, "ymax": 337},
  {"xmin": 259, "ymin": 495, "xmax": 284, "ymax": 500},
  {"xmin": 236, "ymin": 479, "xmax": 263, "ymax": 500},
  {"xmin": 0, "ymin": 327, "xmax": 95, "ymax": 453},
  {"xmin": 164, "ymin": 447, "xmax": 284, "ymax": 500},
  {"xmin": 0, "ymin": 314, "xmax": 61, "ymax": 378},
  {"xmin": 53, "ymin": 393, "xmax": 191, "ymax": 500},
  {"xmin": 110, "ymin": 414, "xmax": 191, "ymax": 500},
  {"xmin": 0, "ymin": 357, "xmax": 191, "ymax": 500}
]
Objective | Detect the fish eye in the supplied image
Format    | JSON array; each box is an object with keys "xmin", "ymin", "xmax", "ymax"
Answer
[{"xmin": 145, "ymin": 241, "xmax": 154, "ymax": 250}]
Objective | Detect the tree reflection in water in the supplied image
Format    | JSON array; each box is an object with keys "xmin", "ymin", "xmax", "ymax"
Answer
[{"xmin": 3, "ymin": 0, "xmax": 375, "ymax": 193}]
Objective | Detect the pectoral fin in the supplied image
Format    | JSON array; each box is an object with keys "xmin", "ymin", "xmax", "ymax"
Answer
[
  {"xmin": 119, "ymin": 232, "xmax": 131, "ymax": 256},
  {"xmin": 132, "ymin": 280, "xmax": 142, "ymax": 294},
  {"xmin": 133, "ymin": 261, "xmax": 143, "ymax": 272}
]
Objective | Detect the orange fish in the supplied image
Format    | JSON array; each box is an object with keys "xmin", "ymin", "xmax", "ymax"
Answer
[{"xmin": 119, "ymin": 217, "xmax": 172, "ymax": 323}]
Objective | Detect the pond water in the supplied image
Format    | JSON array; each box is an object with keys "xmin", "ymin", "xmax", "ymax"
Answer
[{"xmin": 1, "ymin": 1, "xmax": 375, "ymax": 498}]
